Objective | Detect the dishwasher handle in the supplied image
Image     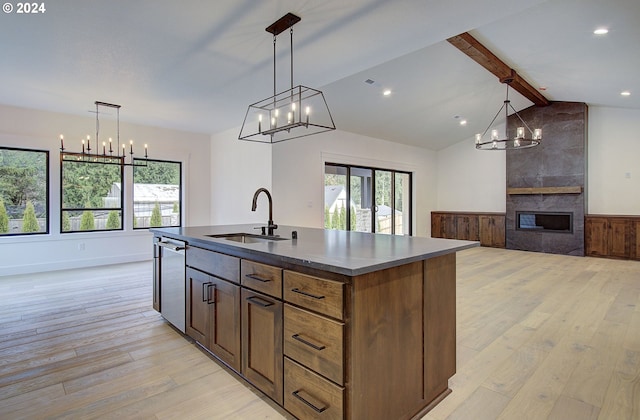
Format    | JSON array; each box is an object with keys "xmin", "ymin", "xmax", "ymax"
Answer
[{"xmin": 158, "ymin": 241, "xmax": 186, "ymax": 252}]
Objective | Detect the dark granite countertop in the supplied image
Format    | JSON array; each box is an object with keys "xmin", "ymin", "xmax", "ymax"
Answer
[{"xmin": 151, "ymin": 224, "xmax": 478, "ymax": 276}]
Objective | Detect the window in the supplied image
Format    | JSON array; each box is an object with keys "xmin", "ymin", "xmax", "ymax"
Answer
[
  {"xmin": 61, "ymin": 155, "xmax": 123, "ymax": 232},
  {"xmin": 0, "ymin": 147, "xmax": 49, "ymax": 236},
  {"xmin": 325, "ymin": 163, "xmax": 412, "ymax": 235},
  {"xmin": 133, "ymin": 159, "xmax": 181, "ymax": 228}
]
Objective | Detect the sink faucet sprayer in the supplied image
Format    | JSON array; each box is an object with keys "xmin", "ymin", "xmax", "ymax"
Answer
[{"xmin": 251, "ymin": 188, "xmax": 278, "ymax": 236}]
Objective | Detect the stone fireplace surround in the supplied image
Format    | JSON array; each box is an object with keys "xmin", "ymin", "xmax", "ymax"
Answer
[{"xmin": 506, "ymin": 102, "xmax": 587, "ymax": 256}]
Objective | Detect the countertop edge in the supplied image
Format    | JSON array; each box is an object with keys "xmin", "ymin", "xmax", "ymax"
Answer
[{"xmin": 152, "ymin": 226, "xmax": 479, "ymax": 277}]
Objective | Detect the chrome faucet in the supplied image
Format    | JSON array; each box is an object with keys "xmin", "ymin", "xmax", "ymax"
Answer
[{"xmin": 251, "ymin": 188, "xmax": 278, "ymax": 236}]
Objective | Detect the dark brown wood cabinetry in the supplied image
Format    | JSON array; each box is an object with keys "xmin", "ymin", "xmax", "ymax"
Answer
[
  {"xmin": 479, "ymin": 214, "xmax": 506, "ymax": 248},
  {"xmin": 185, "ymin": 247, "xmax": 241, "ymax": 371},
  {"xmin": 241, "ymin": 288, "xmax": 283, "ymax": 404},
  {"xmin": 185, "ymin": 267, "xmax": 242, "ymax": 371},
  {"xmin": 585, "ymin": 215, "xmax": 639, "ymax": 260},
  {"xmin": 172, "ymin": 235, "xmax": 464, "ymax": 419},
  {"xmin": 432, "ymin": 211, "xmax": 505, "ymax": 248}
]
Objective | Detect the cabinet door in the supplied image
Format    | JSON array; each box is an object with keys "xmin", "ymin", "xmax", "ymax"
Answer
[
  {"xmin": 491, "ymin": 215, "xmax": 506, "ymax": 248},
  {"xmin": 456, "ymin": 214, "xmax": 479, "ymax": 241},
  {"xmin": 242, "ymin": 288, "xmax": 283, "ymax": 404},
  {"xmin": 635, "ymin": 221, "xmax": 640, "ymax": 260},
  {"xmin": 186, "ymin": 268, "xmax": 211, "ymax": 345},
  {"xmin": 479, "ymin": 215, "xmax": 505, "ymax": 248},
  {"xmin": 209, "ymin": 276, "xmax": 241, "ymax": 372},
  {"xmin": 585, "ymin": 217, "xmax": 609, "ymax": 256},
  {"xmin": 609, "ymin": 219, "xmax": 631, "ymax": 258},
  {"xmin": 442, "ymin": 213, "xmax": 457, "ymax": 239},
  {"xmin": 431, "ymin": 213, "xmax": 444, "ymax": 238}
]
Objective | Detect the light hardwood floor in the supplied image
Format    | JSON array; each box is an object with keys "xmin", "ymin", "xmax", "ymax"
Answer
[{"xmin": 0, "ymin": 247, "xmax": 638, "ymax": 419}]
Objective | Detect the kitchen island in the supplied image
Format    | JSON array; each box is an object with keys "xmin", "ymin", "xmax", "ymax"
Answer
[{"xmin": 151, "ymin": 224, "xmax": 477, "ymax": 420}]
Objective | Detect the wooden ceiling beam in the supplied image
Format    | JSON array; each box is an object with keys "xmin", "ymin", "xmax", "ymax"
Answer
[{"xmin": 447, "ymin": 32, "xmax": 550, "ymax": 106}]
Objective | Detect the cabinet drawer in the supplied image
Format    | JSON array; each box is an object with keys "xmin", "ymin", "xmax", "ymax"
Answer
[
  {"xmin": 284, "ymin": 271, "xmax": 344, "ymax": 320},
  {"xmin": 241, "ymin": 260, "xmax": 282, "ymax": 298},
  {"xmin": 186, "ymin": 246, "xmax": 239, "ymax": 283},
  {"xmin": 284, "ymin": 305, "xmax": 344, "ymax": 385},
  {"xmin": 284, "ymin": 358, "xmax": 344, "ymax": 420}
]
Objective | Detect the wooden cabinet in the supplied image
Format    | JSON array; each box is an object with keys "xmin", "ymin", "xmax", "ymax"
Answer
[
  {"xmin": 635, "ymin": 220, "xmax": 640, "ymax": 259},
  {"xmin": 241, "ymin": 288, "xmax": 283, "ymax": 404},
  {"xmin": 456, "ymin": 214, "xmax": 479, "ymax": 240},
  {"xmin": 241, "ymin": 259, "xmax": 282, "ymax": 298},
  {"xmin": 186, "ymin": 267, "xmax": 210, "ymax": 345},
  {"xmin": 431, "ymin": 211, "xmax": 505, "ymax": 248},
  {"xmin": 173, "ymin": 236, "xmax": 462, "ymax": 419},
  {"xmin": 479, "ymin": 214, "xmax": 506, "ymax": 248},
  {"xmin": 586, "ymin": 215, "xmax": 639, "ymax": 260},
  {"xmin": 431, "ymin": 212, "xmax": 457, "ymax": 239},
  {"xmin": 283, "ymin": 270, "xmax": 346, "ymax": 419},
  {"xmin": 186, "ymin": 267, "xmax": 241, "ymax": 371}
]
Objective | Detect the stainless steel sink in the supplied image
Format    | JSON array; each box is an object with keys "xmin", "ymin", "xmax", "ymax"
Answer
[{"xmin": 206, "ymin": 233, "xmax": 289, "ymax": 243}]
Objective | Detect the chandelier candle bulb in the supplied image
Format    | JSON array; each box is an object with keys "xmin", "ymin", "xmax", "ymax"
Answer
[
  {"xmin": 82, "ymin": 139, "xmax": 85, "ymax": 153},
  {"xmin": 102, "ymin": 142, "xmax": 106, "ymax": 155},
  {"xmin": 491, "ymin": 129, "xmax": 499, "ymax": 140},
  {"xmin": 144, "ymin": 144, "xmax": 148, "ymax": 158},
  {"xmin": 516, "ymin": 127, "xmax": 525, "ymax": 139},
  {"xmin": 60, "ymin": 135, "xmax": 64, "ymax": 150},
  {"xmin": 258, "ymin": 114, "xmax": 262, "ymax": 133},
  {"xmin": 129, "ymin": 140, "xmax": 133, "ymax": 155},
  {"xmin": 534, "ymin": 128, "xmax": 542, "ymax": 140},
  {"xmin": 109, "ymin": 138, "xmax": 113, "ymax": 153},
  {"xmin": 475, "ymin": 133, "xmax": 482, "ymax": 145},
  {"xmin": 287, "ymin": 112, "xmax": 292, "ymax": 124}
]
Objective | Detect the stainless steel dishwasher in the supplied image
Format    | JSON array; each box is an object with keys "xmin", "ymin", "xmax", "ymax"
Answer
[{"xmin": 157, "ymin": 237, "xmax": 186, "ymax": 333}]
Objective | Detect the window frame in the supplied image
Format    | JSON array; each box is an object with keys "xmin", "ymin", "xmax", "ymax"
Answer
[
  {"xmin": 132, "ymin": 158, "xmax": 182, "ymax": 230},
  {"xmin": 325, "ymin": 162, "xmax": 413, "ymax": 235},
  {"xmin": 59, "ymin": 152, "xmax": 125, "ymax": 234},
  {"xmin": 0, "ymin": 146, "xmax": 50, "ymax": 237}
]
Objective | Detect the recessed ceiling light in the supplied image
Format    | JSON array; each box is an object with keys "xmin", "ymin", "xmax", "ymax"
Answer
[
  {"xmin": 593, "ymin": 28, "xmax": 609, "ymax": 35},
  {"xmin": 383, "ymin": 89, "xmax": 392, "ymax": 96},
  {"xmin": 621, "ymin": 91, "xmax": 631, "ymax": 96},
  {"xmin": 459, "ymin": 120, "xmax": 467, "ymax": 126}
]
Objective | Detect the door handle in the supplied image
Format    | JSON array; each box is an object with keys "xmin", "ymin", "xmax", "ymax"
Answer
[
  {"xmin": 292, "ymin": 333, "xmax": 326, "ymax": 351},
  {"xmin": 245, "ymin": 296, "xmax": 274, "ymax": 307},
  {"xmin": 202, "ymin": 282, "xmax": 213, "ymax": 302},
  {"xmin": 245, "ymin": 273, "xmax": 271, "ymax": 283},
  {"xmin": 206, "ymin": 283, "xmax": 216, "ymax": 305},
  {"xmin": 291, "ymin": 390, "xmax": 327, "ymax": 413}
]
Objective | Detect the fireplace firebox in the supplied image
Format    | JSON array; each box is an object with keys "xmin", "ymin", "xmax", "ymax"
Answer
[{"xmin": 516, "ymin": 211, "xmax": 573, "ymax": 233}]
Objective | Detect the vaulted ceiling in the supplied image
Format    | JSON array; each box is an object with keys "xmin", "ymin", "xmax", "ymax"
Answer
[{"xmin": 1, "ymin": 0, "xmax": 638, "ymax": 150}]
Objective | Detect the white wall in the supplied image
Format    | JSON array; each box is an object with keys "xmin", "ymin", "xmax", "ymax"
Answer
[
  {"xmin": 271, "ymin": 130, "xmax": 437, "ymax": 237},
  {"xmin": 436, "ymin": 125, "xmax": 506, "ymax": 212},
  {"xmin": 210, "ymin": 126, "xmax": 273, "ymax": 225},
  {"xmin": 0, "ymin": 104, "xmax": 211, "ymax": 276},
  {"xmin": 588, "ymin": 106, "xmax": 640, "ymax": 215}
]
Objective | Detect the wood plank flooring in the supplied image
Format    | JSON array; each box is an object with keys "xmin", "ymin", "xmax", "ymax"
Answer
[{"xmin": 0, "ymin": 247, "xmax": 638, "ymax": 419}]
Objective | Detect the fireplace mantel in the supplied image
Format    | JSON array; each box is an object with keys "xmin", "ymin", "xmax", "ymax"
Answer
[{"xmin": 507, "ymin": 186, "xmax": 583, "ymax": 195}]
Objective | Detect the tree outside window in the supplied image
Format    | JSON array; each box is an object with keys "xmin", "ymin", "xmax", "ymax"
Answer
[{"xmin": 0, "ymin": 147, "xmax": 49, "ymax": 236}]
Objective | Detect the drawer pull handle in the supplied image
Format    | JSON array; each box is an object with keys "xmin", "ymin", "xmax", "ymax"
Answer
[
  {"xmin": 292, "ymin": 334, "xmax": 326, "ymax": 351},
  {"xmin": 202, "ymin": 282, "xmax": 213, "ymax": 303},
  {"xmin": 246, "ymin": 296, "xmax": 274, "ymax": 307},
  {"xmin": 206, "ymin": 284, "xmax": 216, "ymax": 305},
  {"xmin": 245, "ymin": 273, "xmax": 271, "ymax": 283},
  {"xmin": 291, "ymin": 288, "xmax": 325, "ymax": 300},
  {"xmin": 292, "ymin": 390, "xmax": 327, "ymax": 413}
]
